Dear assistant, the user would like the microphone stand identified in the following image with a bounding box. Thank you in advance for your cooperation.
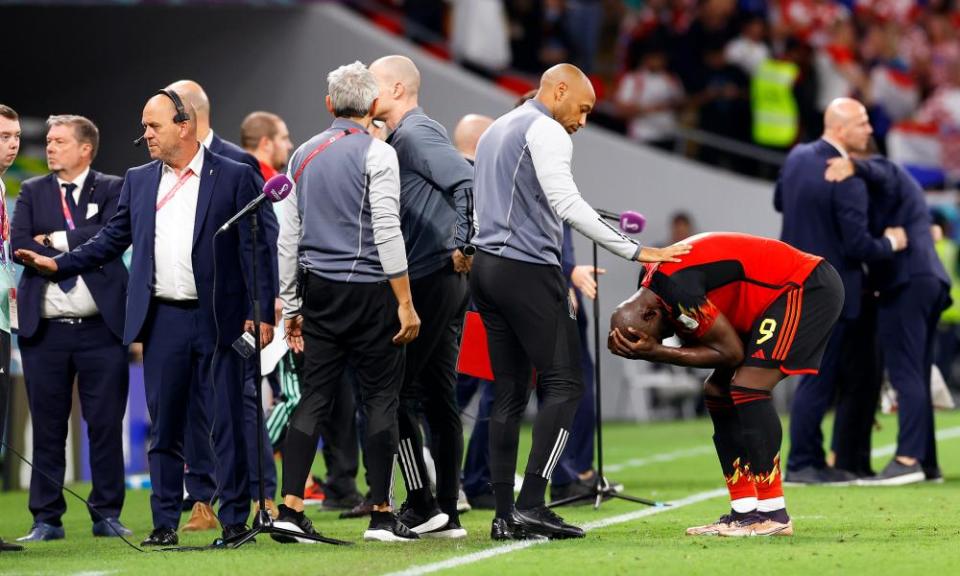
[226,209,350,548]
[548,240,666,510]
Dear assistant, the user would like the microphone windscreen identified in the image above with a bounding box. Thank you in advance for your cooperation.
[619,211,646,235]
[263,174,294,202]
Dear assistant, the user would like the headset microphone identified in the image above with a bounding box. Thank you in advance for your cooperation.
[133,135,145,147]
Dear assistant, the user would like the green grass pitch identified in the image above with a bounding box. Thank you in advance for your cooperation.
[2,411,959,575]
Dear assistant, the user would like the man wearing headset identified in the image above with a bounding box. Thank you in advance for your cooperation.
[16,89,276,548]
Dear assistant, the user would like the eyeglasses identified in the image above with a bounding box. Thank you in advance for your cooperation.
[0,133,21,144]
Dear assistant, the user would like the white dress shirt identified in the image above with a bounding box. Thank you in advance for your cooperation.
[153,145,203,300]
[42,167,99,318]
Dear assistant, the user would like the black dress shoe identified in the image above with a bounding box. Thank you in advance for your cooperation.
[220,524,253,545]
[512,506,585,539]
[141,527,178,547]
[491,517,536,541]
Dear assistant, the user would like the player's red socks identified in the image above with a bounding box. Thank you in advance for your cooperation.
[730,385,788,521]
[705,394,756,514]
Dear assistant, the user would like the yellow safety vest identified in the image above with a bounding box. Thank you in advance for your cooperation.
[935,238,960,324]
[752,59,799,148]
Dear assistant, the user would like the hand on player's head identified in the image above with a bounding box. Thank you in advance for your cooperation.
[638,243,691,263]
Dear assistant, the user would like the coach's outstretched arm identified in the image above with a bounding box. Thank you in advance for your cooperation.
[526,113,689,264]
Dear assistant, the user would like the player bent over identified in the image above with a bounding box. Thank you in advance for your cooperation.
[608,232,843,537]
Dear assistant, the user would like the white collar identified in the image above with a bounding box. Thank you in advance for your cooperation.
[164,145,204,177]
[201,130,214,148]
[56,166,91,190]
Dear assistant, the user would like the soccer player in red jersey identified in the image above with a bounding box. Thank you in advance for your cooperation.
[608,232,844,537]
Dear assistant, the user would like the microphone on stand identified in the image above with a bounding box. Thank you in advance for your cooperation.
[219,173,294,233]
[595,208,647,235]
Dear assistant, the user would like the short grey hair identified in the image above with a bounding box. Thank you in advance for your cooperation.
[47,114,100,160]
[327,61,379,118]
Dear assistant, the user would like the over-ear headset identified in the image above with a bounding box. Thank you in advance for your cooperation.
[157,89,191,124]
[134,88,191,146]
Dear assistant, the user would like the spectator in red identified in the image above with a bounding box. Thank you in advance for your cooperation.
[240,111,293,181]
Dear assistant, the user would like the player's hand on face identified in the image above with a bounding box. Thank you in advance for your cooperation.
[637,243,691,264]
[393,302,421,345]
[824,157,854,182]
[608,327,656,359]
[571,265,606,299]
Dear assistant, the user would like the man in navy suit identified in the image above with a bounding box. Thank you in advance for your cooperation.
[11,115,130,543]
[17,89,276,547]
[166,80,282,529]
[826,154,950,484]
[774,97,907,484]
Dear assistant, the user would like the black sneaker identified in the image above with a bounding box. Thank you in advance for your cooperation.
[859,459,925,486]
[512,506,585,539]
[363,512,419,542]
[420,517,468,539]
[272,505,325,544]
[397,503,449,535]
[141,527,178,547]
[784,466,856,486]
[490,517,544,541]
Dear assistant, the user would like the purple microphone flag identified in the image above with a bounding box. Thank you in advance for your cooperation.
[263,173,293,202]
[619,211,646,234]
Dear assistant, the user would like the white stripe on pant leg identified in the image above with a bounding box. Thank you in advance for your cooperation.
[403,438,423,490]
[541,429,568,480]
[546,430,570,479]
[399,438,419,491]
[389,453,397,504]
[406,438,425,490]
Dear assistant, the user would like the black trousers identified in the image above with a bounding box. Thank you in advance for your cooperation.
[397,266,468,511]
[470,252,583,488]
[0,331,10,486]
[19,317,128,525]
[282,273,403,505]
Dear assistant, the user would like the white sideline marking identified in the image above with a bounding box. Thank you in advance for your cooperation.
[604,446,715,473]
[381,489,728,576]
[383,424,960,576]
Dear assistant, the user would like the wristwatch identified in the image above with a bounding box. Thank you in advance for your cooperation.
[42,234,52,248]
[461,244,476,257]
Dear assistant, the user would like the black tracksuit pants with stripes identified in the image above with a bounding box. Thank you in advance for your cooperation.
[471,251,584,505]
[397,265,469,517]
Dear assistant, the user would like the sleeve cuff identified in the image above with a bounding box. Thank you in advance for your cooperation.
[51,231,69,252]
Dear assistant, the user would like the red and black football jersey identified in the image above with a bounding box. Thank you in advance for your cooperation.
[640,232,823,338]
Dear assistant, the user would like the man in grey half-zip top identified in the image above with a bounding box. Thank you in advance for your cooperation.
[471,63,690,541]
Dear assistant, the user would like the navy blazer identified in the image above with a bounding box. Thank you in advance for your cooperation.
[12,170,128,340]
[855,156,950,292]
[774,139,895,319]
[53,150,275,345]
[210,133,280,293]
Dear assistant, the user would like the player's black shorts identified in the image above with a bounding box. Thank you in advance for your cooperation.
[742,261,844,375]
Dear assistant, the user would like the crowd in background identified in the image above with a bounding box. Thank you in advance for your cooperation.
[384,0,960,182]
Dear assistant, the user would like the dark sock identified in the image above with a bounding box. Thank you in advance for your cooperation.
[763,509,790,523]
[493,482,515,519]
[370,510,393,527]
[277,504,300,520]
[706,394,756,511]
[515,473,548,510]
[731,386,784,507]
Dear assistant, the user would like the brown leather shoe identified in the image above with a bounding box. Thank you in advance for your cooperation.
[181,501,219,532]
[252,499,279,520]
